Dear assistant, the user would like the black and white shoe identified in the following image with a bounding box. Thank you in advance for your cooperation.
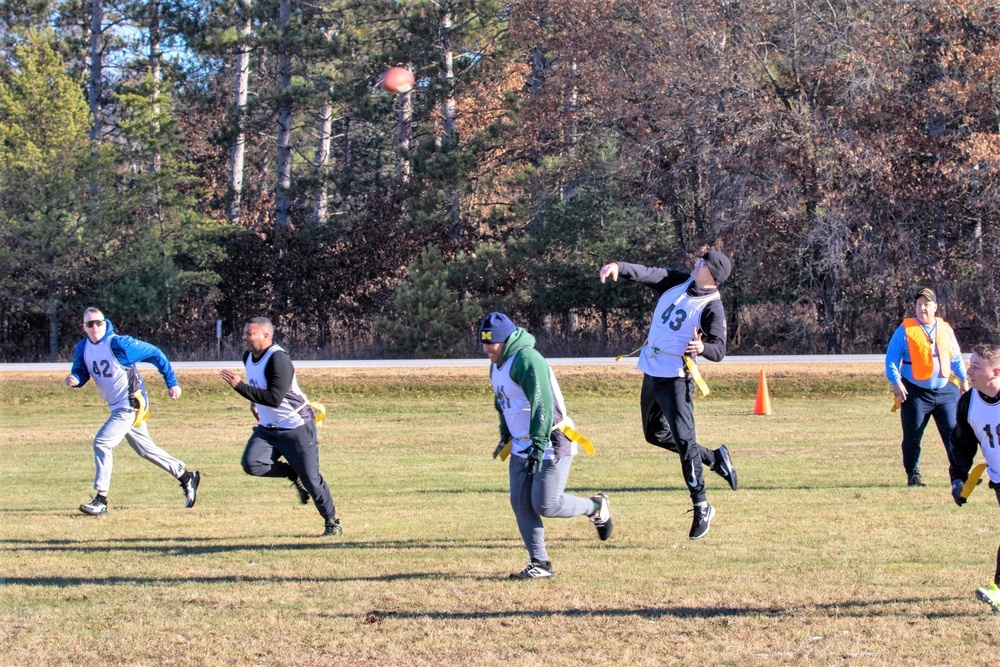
[688,503,715,540]
[509,561,554,580]
[908,471,926,487]
[323,518,343,536]
[713,445,738,491]
[181,471,200,508]
[590,493,614,541]
[292,477,310,504]
[80,495,108,516]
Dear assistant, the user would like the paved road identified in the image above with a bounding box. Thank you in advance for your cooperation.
[0,354,887,372]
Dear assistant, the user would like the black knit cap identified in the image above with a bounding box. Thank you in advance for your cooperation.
[701,250,731,285]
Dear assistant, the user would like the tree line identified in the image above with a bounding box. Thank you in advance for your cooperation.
[2,0,999,361]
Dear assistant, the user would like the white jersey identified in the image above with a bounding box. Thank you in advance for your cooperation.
[491,350,574,460]
[84,336,140,411]
[637,279,721,378]
[964,390,1000,484]
[244,345,310,429]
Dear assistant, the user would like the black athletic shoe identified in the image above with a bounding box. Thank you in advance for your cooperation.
[509,561,554,580]
[590,493,614,541]
[908,471,926,487]
[292,477,310,504]
[80,495,108,516]
[181,471,200,508]
[713,445,738,491]
[323,518,342,536]
[688,503,715,540]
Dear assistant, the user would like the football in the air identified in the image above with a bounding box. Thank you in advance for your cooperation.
[379,67,415,94]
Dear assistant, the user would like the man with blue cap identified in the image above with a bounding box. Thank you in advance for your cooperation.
[480,312,613,580]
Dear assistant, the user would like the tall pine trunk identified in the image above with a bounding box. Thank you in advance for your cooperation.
[275,0,293,234]
[441,9,460,239]
[228,0,252,225]
[314,101,333,223]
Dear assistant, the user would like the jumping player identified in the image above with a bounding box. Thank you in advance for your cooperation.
[480,312,613,579]
[66,307,200,515]
[599,252,738,540]
[949,343,1000,611]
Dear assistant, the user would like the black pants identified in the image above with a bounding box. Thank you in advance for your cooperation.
[241,418,337,520]
[898,378,960,475]
[640,374,717,504]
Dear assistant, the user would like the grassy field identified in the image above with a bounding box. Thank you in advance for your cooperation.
[2,363,999,666]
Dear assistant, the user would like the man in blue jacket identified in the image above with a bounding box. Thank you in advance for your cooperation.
[65,307,200,515]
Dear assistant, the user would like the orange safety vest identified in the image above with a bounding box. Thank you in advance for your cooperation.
[902,317,956,381]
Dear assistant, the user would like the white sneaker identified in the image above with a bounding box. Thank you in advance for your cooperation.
[79,495,108,516]
[590,493,613,541]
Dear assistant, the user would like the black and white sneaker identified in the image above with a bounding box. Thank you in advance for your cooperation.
[323,518,343,536]
[713,445,738,491]
[181,471,200,508]
[908,471,926,487]
[509,561,554,580]
[292,477,310,504]
[590,493,614,541]
[80,495,108,516]
[688,503,715,540]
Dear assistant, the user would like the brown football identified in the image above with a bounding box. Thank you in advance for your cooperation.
[379,67,415,94]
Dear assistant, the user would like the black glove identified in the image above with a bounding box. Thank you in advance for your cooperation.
[523,445,543,475]
[952,479,968,506]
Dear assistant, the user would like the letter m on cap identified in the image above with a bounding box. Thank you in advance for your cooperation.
[482,331,492,341]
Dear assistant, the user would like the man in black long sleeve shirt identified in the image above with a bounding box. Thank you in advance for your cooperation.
[599,251,738,540]
[220,317,341,536]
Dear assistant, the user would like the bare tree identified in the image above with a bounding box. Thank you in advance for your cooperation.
[227,0,253,225]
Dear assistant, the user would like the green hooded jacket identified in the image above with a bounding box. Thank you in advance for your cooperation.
[490,327,560,453]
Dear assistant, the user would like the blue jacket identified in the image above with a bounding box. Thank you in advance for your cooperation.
[884,320,967,390]
[68,320,179,390]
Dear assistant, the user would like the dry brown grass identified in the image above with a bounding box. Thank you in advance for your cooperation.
[2,364,998,666]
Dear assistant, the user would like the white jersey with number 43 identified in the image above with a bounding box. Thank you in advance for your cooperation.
[638,278,721,379]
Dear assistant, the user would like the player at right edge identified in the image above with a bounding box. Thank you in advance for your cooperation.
[948,343,1000,611]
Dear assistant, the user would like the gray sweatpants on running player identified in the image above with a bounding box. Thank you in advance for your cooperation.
[241,418,337,521]
[508,453,593,564]
[92,407,186,493]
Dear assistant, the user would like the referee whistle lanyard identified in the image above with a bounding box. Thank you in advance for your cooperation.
[494,417,596,462]
[615,342,711,397]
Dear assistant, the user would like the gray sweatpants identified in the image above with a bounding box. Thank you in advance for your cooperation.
[508,454,594,564]
[92,407,186,494]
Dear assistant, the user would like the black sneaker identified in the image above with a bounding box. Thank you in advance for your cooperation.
[590,493,614,541]
[688,503,715,540]
[292,477,310,504]
[181,471,200,508]
[712,445,738,491]
[80,495,108,516]
[908,472,926,487]
[323,518,342,536]
[509,561,554,580]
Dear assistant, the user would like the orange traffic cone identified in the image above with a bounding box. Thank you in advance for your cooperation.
[754,369,772,415]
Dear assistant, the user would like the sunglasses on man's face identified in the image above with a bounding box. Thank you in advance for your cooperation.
[84,320,105,328]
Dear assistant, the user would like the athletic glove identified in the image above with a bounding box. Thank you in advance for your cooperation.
[952,479,968,506]
[523,445,543,475]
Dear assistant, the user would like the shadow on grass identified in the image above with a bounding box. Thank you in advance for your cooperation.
[334,595,968,621]
[0,536,524,556]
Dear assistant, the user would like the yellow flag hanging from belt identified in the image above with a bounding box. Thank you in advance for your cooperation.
[683,355,710,397]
